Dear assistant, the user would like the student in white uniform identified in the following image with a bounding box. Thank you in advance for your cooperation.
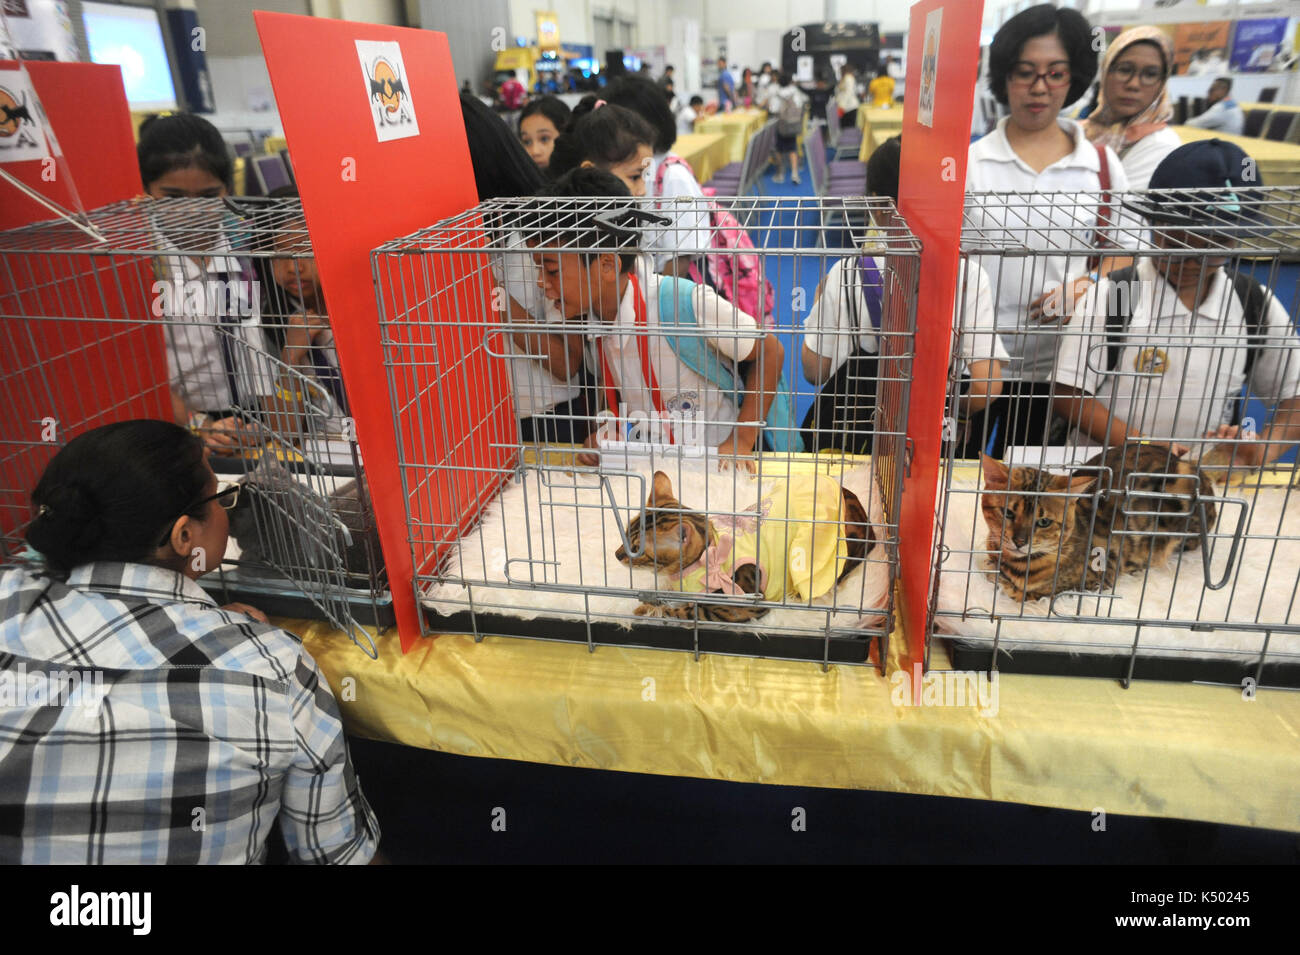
[801,137,1010,456]
[138,114,276,456]
[261,186,349,435]
[528,168,785,470]
[677,95,703,137]
[965,3,1141,456]
[462,92,593,443]
[1081,26,1181,191]
[604,75,713,279]
[1052,141,1300,468]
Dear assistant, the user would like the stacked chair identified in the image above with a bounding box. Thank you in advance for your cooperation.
[805,124,868,245]
[824,99,864,159]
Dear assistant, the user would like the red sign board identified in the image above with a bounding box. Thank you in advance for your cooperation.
[0,62,166,555]
[256,13,511,651]
[896,0,983,681]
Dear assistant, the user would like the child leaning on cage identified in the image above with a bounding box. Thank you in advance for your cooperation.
[461,91,595,445]
[139,113,278,456]
[255,185,349,436]
[801,136,1010,456]
[1050,141,1300,469]
[521,167,796,471]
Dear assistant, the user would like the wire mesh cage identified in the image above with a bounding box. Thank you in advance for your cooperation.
[0,196,387,655]
[374,195,920,666]
[932,185,1300,687]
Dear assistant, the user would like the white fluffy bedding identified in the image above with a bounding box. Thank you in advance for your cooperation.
[421,455,894,636]
[935,471,1300,661]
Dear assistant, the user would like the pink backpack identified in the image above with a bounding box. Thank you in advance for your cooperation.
[653,155,775,328]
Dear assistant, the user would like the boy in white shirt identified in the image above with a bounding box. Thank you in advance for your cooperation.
[525,168,787,469]
[1051,141,1300,469]
[802,136,1010,455]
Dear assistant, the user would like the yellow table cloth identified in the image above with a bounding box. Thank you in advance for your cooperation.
[857,105,904,162]
[695,108,767,164]
[275,610,1300,834]
[1172,125,1300,186]
[1242,102,1300,115]
[673,132,731,185]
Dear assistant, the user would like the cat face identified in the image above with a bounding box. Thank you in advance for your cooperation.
[615,471,713,571]
[980,455,1094,559]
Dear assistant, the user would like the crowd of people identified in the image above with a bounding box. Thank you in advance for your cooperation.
[2,2,1297,865]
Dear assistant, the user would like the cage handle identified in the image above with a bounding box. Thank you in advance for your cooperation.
[221,195,279,217]
[528,464,648,560]
[593,207,673,243]
[1197,494,1249,591]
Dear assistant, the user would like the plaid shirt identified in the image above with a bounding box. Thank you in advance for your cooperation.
[0,561,379,864]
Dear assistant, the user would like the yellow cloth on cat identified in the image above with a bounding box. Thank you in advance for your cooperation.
[671,476,847,602]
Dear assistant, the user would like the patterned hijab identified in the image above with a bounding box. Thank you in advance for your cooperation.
[1084,27,1174,155]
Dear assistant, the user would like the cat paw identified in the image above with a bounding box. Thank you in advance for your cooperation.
[634,602,667,617]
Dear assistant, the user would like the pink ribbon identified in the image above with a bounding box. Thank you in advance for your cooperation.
[673,531,766,596]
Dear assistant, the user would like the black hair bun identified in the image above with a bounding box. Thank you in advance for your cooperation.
[34,484,106,552]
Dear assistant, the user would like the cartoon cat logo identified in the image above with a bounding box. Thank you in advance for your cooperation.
[369,58,407,124]
[1134,347,1169,375]
[0,86,35,138]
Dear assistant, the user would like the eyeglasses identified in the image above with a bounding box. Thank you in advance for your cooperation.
[155,481,240,547]
[1008,63,1071,89]
[1108,62,1165,87]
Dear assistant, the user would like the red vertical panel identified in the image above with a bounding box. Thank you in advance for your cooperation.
[255,13,514,651]
[0,63,167,551]
[896,1,983,681]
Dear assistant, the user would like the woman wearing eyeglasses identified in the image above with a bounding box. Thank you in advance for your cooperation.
[964,4,1138,457]
[0,419,380,864]
[1082,27,1179,190]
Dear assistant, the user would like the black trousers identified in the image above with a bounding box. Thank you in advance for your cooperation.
[958,380,1070,460]
[517,372,596,445]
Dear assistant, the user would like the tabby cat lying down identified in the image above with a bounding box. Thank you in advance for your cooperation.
[980,444,1217,603]
[615,471,876,621]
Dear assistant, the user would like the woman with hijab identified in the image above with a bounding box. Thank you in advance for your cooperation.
[1082,26,1180,190]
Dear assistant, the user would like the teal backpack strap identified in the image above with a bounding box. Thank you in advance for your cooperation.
[657,276,735,390]
[656,277,803,453]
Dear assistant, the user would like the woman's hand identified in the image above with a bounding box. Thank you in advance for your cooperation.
[221,602,268,623]
[1028,275,1095,324]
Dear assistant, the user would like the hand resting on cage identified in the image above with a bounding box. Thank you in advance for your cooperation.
[614,470,876,621]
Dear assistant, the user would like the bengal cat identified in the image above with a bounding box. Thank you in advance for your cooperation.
[980,444,1217,602]
[615,471,875,621]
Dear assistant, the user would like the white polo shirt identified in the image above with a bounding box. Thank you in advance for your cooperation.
[490,231,585,418]
[1117,126,1181,191]
[592,258,760,447]
[966,117,1141,382]
[802,255,1008,377]
[647,152,712,272]
[1053,258,1300,441]
[156,240,274,413]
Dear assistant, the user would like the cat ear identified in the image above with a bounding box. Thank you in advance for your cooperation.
[981,454,1009,489]
[615,543,628,562]
[1067,473,1097,495]
[649,470,676,507]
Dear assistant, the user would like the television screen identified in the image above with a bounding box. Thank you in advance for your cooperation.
[82,1,178,110]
